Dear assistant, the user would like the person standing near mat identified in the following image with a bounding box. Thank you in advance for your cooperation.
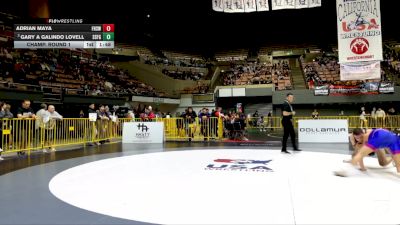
[281,93,301,154]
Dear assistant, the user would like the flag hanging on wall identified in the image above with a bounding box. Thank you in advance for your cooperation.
[244,0,257,12]
[256,0,269,11]
[271,0,296,10]
[213,0,321,12]
[309,0,322,8]
[295,0,309,9]
[212,0,225,12]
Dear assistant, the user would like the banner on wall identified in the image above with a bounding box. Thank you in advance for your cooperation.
[379,82,395,94]
[340,61,381,81]
[309,0,321,8]
[213,0,225,11]
[336,0,383,64]
[256,0,269,11]
[244,0,257,12]
[271,0,295,10]
[330,82,379,96]
[295,0,309,9]
[314,85,329,96]
[213,0,321,12]
[223,0,245,13]
[314,82,385,96]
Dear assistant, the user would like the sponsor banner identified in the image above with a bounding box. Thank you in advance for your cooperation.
[309,0,321,8]
[340,61,381,80]
[336,0,383,63]
[256,0,269,11]
[272,0,296,10]
[328,82,379,96]
[379,82,395,94]
[122,122,164,144]
[314,85,329,96]
[244,0,257,12]
[296,0,309,9]
[298,120,349,143]
[213,0,225,11]
[314,82,383,96]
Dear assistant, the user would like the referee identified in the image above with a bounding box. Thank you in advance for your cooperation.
[281,93,301,154]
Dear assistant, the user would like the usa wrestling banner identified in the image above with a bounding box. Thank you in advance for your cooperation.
[336,0,383,64]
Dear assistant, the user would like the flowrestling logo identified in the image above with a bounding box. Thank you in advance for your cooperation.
[205,159,273,172]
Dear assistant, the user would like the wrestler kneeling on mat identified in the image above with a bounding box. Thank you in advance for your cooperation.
[335,128,400,177]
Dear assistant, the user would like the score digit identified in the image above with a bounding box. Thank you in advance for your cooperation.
[102,32,114,41]
[102,24,114,32]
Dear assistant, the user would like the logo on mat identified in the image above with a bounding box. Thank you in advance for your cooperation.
[205,159,273,172]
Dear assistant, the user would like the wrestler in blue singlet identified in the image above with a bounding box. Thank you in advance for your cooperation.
[366,129,400,155]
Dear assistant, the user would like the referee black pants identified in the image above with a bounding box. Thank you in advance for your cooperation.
[282,119,297,151]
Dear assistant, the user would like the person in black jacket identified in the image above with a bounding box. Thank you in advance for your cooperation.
[281,93,301,154]
[183,107,197,141]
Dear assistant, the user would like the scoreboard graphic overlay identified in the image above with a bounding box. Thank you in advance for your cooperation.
[14,19,114,49]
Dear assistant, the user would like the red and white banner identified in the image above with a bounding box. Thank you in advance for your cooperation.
[340,61,381,81]
[336,0,383,64]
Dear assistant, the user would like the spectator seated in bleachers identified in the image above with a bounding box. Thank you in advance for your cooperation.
[181,81,210,94]
[162,68,204,81]
[383,45,400,84]
[142,54,209,81]
[0,46,163,98]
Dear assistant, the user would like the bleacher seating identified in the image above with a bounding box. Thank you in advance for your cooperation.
[220,60,292,90]
[0,46,163,97]
[384,45,400,84]
[139,50,209,81]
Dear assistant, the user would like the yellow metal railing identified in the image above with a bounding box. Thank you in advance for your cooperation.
[0,117,224,154]
[2,116,399,155]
